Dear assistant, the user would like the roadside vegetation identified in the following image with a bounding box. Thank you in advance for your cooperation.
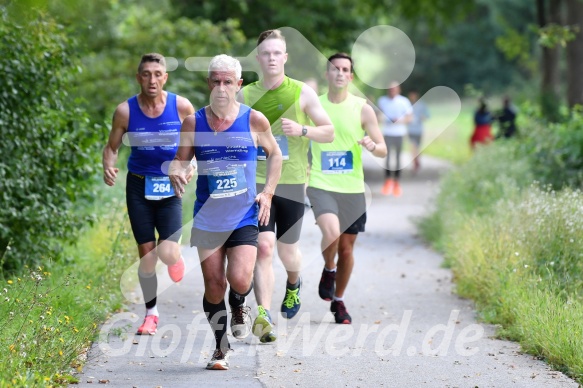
[0,190,136,386]
[419,108,583,383]
[3,0,583,385]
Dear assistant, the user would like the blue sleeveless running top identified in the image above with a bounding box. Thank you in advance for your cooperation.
[193,104,258,232]
[127,92,181,176]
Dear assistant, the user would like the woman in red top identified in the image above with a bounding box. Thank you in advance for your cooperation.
[470,99,493,148]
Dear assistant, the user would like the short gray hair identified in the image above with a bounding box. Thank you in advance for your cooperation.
[208,54,242,80]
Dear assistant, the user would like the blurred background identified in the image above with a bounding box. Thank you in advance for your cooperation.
[1,0,583,277]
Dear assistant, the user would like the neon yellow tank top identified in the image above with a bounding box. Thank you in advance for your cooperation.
[309,93,366,193]
[242,76,309,184]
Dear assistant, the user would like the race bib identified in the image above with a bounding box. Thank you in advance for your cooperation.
[208,167,248,198]
[321,151,353,174]
[257,135,289,160]
[145,176,175,200]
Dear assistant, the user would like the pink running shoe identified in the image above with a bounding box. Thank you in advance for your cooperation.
[168,256,185,283]
[136,315,158,335]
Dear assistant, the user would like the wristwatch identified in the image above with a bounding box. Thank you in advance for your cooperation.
[301,125,308,136]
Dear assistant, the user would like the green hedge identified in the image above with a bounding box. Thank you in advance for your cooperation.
[0,8,104,273]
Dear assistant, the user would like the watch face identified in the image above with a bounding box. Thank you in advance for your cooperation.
[302,126,307,136]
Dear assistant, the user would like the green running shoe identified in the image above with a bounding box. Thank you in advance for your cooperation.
[281,277,302,319]
[253,305,277,343]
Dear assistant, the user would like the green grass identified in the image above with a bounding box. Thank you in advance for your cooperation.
[0,183,135,386]
[419,138,583,383]
[420,99,474,164]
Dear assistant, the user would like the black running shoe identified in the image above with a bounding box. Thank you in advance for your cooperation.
[330,300,352,324]
[318,268,335,301]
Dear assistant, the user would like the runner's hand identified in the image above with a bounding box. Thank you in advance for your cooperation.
[185,162,196,183]
[255,191,274,226]
[169,159,188,198]
[103,167,119,186]
[281,118,301,137]
[358,136,377,152]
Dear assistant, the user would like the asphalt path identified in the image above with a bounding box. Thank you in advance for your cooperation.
[77,153,578,387]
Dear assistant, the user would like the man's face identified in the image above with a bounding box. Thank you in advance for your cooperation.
[326,58,353,91]
[388,82,400,98]
[408,91,419,103]
[207,70,242,107]
[256,38,288,77]
[136,61,168,97]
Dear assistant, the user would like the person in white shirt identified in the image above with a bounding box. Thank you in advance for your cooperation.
[407,89,430,173]
[376,81,412,196]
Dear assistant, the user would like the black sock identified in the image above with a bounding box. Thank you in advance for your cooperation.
[228,288,245,308]
[203,296,229,351]
[287,278,300,290]
[138,270,157,309]
[228,283,253,308]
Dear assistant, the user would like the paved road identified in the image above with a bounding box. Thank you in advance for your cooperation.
[77,154,578,387]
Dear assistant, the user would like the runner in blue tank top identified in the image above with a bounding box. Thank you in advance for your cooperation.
[169,54,282,370]
[102,53,195,336]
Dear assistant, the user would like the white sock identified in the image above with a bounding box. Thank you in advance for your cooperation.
[324,267,337,272]
[333,295,344,302]
[146,306,159,317]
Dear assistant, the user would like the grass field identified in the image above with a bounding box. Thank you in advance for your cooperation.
[421,100,475,164]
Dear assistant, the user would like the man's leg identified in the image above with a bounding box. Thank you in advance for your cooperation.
[329,233,357,325]
[226,240,257,340]
[277,240,302,286]
[315,213,341,301]
[198,246,231,370]
[136,241,160,335]
[330,192,366,325]
[155,196,185,282]
[382,135,394,195]
[127,173,162,335]
[392,136,404,196]
[273,184,306,319]
[252,231,277,342]
[334,233,357,298]
[254,231,276,311]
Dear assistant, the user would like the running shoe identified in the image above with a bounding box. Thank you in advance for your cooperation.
[230,304,252,339]
[281,278,301,319]
[381,178,394,196]
[392,181,402,197]
[206,348,232,370]
[136,315,158,335]
[253,305,277,343]
[168,256,185,283]
[330,300,352,324]
[318,268,335,301]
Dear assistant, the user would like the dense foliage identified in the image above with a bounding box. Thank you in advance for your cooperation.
[0,8,103,272]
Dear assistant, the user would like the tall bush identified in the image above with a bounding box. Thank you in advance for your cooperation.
[0,8,103,272]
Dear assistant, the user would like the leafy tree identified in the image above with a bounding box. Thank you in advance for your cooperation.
[50,0,247,119]
[0,7,103,272]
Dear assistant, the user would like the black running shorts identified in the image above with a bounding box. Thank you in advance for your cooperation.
[256,183,306,244]
[126,173,183,245]
[190,225,259,249]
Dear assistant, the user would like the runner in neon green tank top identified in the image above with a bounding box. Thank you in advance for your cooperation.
[307,53,386,324]
[239,29,334,342]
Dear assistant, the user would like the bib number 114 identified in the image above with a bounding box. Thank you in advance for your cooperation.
[328,157,347,168]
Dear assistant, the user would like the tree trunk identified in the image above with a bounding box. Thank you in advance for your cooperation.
[566,0,583,108]
[539,0,563,120]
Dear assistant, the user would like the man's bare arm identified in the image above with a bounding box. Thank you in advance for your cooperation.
[251,110,282,226]
[102,102,129,186]
[358,103,387,158]
[169,115,196,198]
